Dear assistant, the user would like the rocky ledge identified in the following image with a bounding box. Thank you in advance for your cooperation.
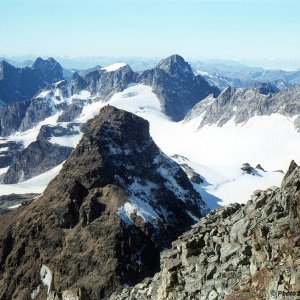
[111,160,300,300]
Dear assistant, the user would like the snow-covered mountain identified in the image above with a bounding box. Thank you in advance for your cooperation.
[185,85,300,130]
[0,55,300,208]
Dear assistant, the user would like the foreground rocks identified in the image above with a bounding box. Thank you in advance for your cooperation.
[0,106,208,300]
[111,161,300,300]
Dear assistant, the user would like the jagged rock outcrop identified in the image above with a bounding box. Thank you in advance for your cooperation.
[138,55,220,121]
[184,85,300,130]
[111,161,300,300]
[0,106,208,299]
[241,163,255,175]
[171,155,203,184]
[0,100,31,136]
[0,58,63,106]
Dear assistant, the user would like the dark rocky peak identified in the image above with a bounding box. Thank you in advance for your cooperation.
[0,106,208,299]
[0,57,64,106]
[254,81,279,95]
[31,57,63,83]
[138,55,220,121]
[0,59,15,70]
[32,57,60,69]
[72,71,82,80]
[0,60,18,80]
[282,160,299,184]
[156,54,194,80]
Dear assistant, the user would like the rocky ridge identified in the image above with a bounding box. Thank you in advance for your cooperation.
[0,58,63,106]
[184,85,300,130]
[0,106,208,300]
[111,160,300,300]
[0,54,218,138]
[1,126,74,183]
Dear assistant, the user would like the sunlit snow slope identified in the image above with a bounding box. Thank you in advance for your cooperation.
[1,83,299,207]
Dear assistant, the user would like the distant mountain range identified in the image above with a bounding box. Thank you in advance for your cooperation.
[2,56,300,95]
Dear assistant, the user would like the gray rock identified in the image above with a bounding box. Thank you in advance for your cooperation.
[138,55,220,121]
[184,85,300,131]
[111,161,300,300]
[0,58,63,106]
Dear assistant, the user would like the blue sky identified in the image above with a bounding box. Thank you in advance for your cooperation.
[0,0,299,64]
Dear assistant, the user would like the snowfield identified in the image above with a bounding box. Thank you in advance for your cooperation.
[0,163,64,196]
[101,63,127,72]
[1,83,299,207]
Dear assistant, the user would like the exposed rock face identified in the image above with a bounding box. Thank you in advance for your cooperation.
[138,55,220,121]
[0,100,31,136]
[0,58,63,106]
[57,102,84,122]
[31,57,63,85]
[0,106,208,299]
[1,124,76,183]
[184,85,300,130]
[111,161,300,300]
[241,163,255,175]
[171,155,203,184]
[38,63,137,103]
[0,140,23,168]
[254,81,279,95]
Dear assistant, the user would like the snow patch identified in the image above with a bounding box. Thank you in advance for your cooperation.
[50,134,83,148]
[36,90,51,98]
[40,265,53,294]
[101,63,127,72]
[10,111,63,147]
[8,203,22,210]
[0,162,64,196]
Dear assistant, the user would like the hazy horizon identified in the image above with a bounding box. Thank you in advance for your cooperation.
[1,0,299,70]
[1,54,300,71]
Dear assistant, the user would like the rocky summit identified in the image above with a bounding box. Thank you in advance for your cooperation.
[138,54,220,121]
[111,161,300,300]
[0,106,208,300]
[0,58,63,106]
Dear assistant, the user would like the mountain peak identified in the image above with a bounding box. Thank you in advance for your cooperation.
[32,57,61,69]
[156,54,194,79]
[0,105,208,299]
[31,56,63,84]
